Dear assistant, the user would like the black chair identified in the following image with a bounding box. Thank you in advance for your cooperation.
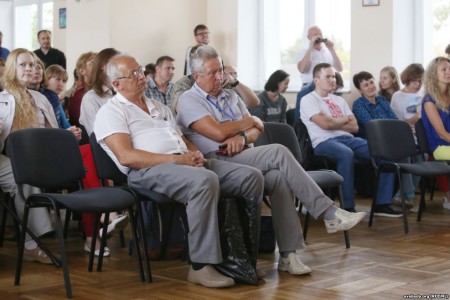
[254,122,350,248]
[365,119,450,233]
[286,108,296,127]
[293,119,375,199]
[7,128,144,298]
[0,191,18,247]
[89,133,190,282]
[415,118,444,219]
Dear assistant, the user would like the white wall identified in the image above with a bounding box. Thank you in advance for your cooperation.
[58,0,242,85]
[0,1,13,49]
[346,0,393,105]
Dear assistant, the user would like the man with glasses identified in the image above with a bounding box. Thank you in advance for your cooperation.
[94,54,265,288]
[184,24,210,75]
[300,63,398,216]
[177,46,366,277]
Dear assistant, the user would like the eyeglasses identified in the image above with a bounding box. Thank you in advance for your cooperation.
[116,66,145,80]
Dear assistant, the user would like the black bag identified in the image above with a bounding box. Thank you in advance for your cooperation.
[258,215,276,253]
[215,197,258,285]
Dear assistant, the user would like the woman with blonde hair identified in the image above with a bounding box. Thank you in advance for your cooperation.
[0,48,62,263]
[378,66,400,103]
[421,57,450,209]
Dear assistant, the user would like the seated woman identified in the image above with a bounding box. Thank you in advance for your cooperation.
[352,71,411,214]
[421,57,450,209]
[352,71,398,138]
[67,52,97,127]
[0,48,78,263]
[391,63,424,131]
[80,48,119,136]
[249,70,289,123]
[28,56,76,133]
[378,66,400,103]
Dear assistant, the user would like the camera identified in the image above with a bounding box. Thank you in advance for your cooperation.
[314,37,328,44]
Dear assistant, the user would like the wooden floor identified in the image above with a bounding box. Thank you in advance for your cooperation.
[1,196,450,300]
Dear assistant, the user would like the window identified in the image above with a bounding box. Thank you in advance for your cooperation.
[13,0,53,50]
[431,0,450,58]
[238,0,351,91]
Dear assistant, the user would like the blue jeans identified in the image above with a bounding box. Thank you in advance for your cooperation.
[314,135,394,209]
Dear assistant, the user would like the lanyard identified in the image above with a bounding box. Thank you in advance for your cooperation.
[193,84,237,121]
[206,96,237,121]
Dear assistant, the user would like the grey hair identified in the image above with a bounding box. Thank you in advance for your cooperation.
[105,54,133,83]
[190,45,220,73]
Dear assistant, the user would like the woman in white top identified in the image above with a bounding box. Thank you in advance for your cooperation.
[391,63,425,126]
[0,48,78,263]
[79,48,119,135]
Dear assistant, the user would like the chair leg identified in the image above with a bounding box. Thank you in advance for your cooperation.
[179,208,190,263]
[417,179,427,222]
[63,209,71,239]
[88,214,101,272]
[398,173,409,234]
[136,201,152,282]
[119,229,126,248]
[7,199,60,266]
[0,193,9,247]
[14,202,29,286]
[302,212,310,241]
[159,205,174,260]
[368,170,380,228]
[337,185,350,249]
[129,206,146,282]
[96,213,109,272]
[54,206,73,298]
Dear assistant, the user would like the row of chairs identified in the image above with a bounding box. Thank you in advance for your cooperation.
[289,107,450,234]
[5,128,188,298]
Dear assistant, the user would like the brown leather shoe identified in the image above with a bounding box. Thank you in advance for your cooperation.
[187,265,235,288]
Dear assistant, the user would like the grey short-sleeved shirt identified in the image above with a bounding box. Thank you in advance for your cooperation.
[177,83,249,154]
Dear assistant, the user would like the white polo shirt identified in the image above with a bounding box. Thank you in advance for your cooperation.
[94,93,187,174]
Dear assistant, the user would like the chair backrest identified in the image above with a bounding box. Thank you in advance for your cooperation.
[89,133,128,185]
[365,119,417,161]
[285,108,296,127]
[415,118,431,155]
[6,128,86,190]
[254,122,303,165]
[293,119,315,168]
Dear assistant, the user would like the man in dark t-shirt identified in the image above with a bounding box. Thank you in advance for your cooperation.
[34,30,66,69]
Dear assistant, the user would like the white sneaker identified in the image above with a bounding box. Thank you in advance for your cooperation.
[324,208,366,233]
[278,253,311,275]
[443,198,450,210]
[99,214,129,238]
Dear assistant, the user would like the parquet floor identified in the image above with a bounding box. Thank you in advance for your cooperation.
[1,196,450,299]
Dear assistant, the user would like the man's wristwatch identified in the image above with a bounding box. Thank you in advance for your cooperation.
[230,79,240,88]
[236,131,247,144]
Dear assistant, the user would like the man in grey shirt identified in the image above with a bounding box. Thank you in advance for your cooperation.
[177,45,366,276]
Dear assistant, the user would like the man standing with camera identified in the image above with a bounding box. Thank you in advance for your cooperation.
[297,25,343,86]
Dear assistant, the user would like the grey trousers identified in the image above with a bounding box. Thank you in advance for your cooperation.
[0,154,53,242]
[128,159,264,264]
[211,144,334,252]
